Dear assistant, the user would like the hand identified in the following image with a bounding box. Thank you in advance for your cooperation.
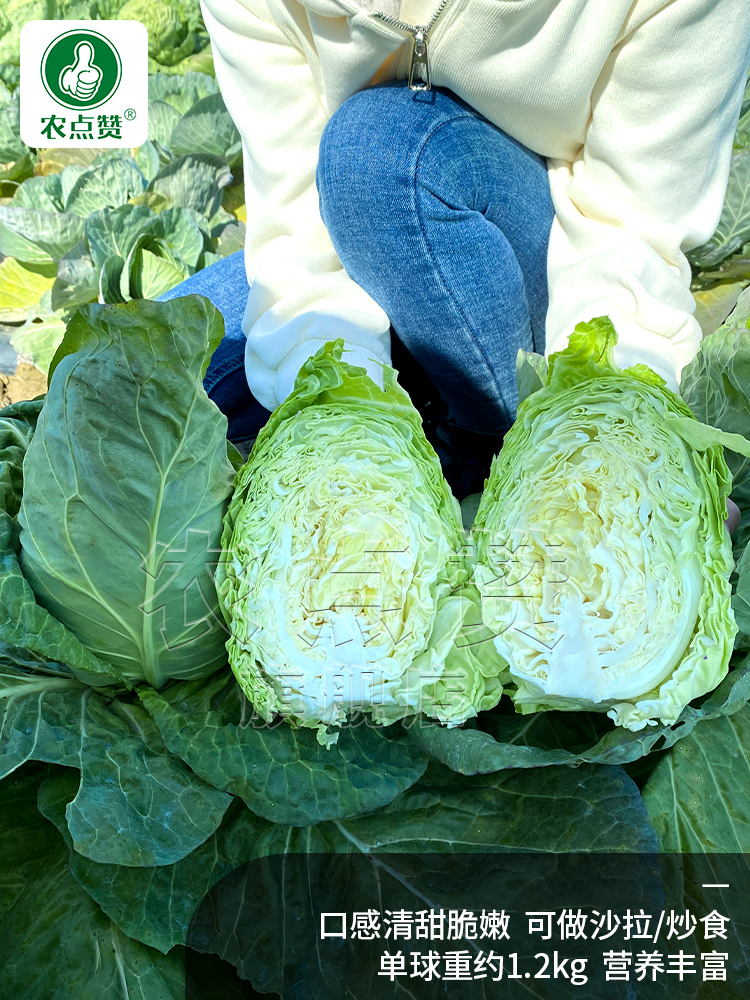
[60,42,102,101]
[726,497,741,535]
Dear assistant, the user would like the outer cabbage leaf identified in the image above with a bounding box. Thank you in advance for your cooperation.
[0,256,55,322]
[405,649,750,773]
[0,664,231,867]
[8,307,67,375]
[216,340,505,743]
[0,92,28,166]
[688,151,750,268]
[169,92,242,166]
[186,766,657,1000]
[473,316,744,732]
[692,282,744,337]
[736,544,750,648]
[680,286,750,564]
[63,156,147,218]
[35,760,654,970]
[0,204,84,264]
[138,670,429,826]
[146,153,231,219]
[17,296,237,688]
[147,70,217,113]
[37,769,262,955]
[50,240,99,314]
[0,400,121,687]
[0,767,185,999]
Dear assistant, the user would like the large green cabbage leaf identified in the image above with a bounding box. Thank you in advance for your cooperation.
[216,341,506,744]
[0,768,186,1000]
[17,296,237,687]
[680,285,750,564]
[473,316,750,732]
[0,399,128,687]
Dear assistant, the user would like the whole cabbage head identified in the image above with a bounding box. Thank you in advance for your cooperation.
[473,317,750,732]
[117,0,200,67]
[18,296,237,688]
[216,341,506,744]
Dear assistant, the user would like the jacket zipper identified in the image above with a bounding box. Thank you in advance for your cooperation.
[370,0,451,91]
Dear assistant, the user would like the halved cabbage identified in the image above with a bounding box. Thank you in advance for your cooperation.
[473,317,750,731]
[216,341,505,743]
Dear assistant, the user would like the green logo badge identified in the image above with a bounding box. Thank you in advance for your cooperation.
[41,29,121,111]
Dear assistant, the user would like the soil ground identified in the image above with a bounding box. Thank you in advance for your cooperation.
[0,364,47,407]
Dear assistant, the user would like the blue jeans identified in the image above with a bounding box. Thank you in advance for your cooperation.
[160,81,555,438]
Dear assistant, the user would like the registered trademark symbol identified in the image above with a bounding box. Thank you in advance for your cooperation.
[124,108,136,120]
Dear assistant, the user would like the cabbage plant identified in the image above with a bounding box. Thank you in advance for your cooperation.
[473,317,750,732]
[17,296,237,687]
[216,341,506,743]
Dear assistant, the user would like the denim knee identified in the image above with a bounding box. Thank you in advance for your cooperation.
[317,85,476,238]
[316,81,549,256]
[318,86,404,241]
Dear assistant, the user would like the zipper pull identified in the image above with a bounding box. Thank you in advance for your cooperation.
[408,28,430,91]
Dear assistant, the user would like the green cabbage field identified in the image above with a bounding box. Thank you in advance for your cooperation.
[0,0,245,382]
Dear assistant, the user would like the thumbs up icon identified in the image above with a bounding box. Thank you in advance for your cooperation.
[59,41,102,101]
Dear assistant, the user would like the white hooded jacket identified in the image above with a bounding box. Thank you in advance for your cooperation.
[200,0,750,410]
